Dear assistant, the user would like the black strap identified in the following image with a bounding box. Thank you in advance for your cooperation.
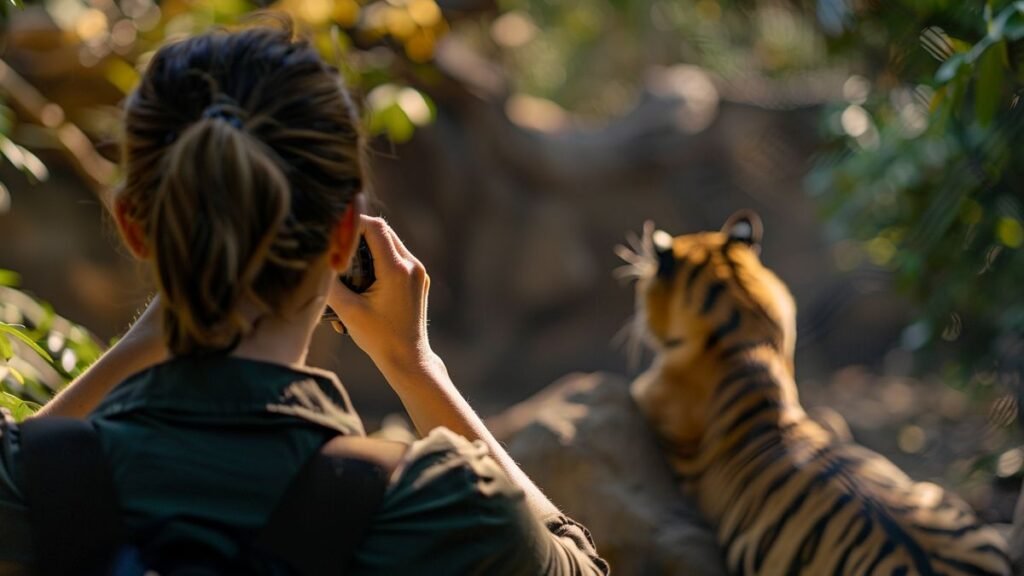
[19,417,126,576]
[255,435,392,576]
[19,420,391,576]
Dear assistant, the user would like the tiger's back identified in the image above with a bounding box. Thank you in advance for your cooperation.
[623,211,1012,575]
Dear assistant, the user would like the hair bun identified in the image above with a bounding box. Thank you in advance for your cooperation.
[201,97,248,129]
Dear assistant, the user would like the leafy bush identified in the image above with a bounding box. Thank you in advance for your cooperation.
[0,270,103,420]
[810,1,1024,381]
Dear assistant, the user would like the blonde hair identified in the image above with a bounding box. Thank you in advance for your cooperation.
[118,23,364,355]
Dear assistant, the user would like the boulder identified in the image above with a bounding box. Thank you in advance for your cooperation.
[492,372,727,576]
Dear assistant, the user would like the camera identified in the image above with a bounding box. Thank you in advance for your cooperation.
[322,236,375,322]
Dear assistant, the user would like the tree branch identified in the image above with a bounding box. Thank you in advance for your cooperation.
[0,58,116,208]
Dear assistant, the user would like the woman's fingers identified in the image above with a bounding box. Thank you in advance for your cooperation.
[383,223,415,261]
[380,221,427,290]
[360,216,404,269]
[363,216,426,290]
[325,215,433,372]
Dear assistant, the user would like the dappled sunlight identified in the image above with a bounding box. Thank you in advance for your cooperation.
[0,0,1022,573]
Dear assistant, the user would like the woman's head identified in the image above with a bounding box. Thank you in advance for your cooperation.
[116,22,365,355]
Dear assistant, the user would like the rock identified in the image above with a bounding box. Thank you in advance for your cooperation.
[493,372,727,576]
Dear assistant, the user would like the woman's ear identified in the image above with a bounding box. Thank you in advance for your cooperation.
[329,195,365,272]
[114,198,150,259]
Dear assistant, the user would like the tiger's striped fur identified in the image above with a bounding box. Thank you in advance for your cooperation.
[625,211,1012,575]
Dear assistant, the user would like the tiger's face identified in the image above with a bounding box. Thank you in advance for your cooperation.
[624,211,799,446]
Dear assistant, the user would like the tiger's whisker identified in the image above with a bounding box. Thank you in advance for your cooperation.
[614,244,645,265]
[625,230,644,255]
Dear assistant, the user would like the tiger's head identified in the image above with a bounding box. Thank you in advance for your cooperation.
[622,211,799,447]
[635,210,796,368]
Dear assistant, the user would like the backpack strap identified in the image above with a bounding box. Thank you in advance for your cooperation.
[254,435,402,576]
[19,418,399,576]
[18,417,126,576]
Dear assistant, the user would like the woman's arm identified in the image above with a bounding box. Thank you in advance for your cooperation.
[33,299,167,419]
[328,217,560,518]
[378,352,560,518]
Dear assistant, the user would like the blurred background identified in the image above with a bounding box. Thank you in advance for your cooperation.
[0,0,1021,531]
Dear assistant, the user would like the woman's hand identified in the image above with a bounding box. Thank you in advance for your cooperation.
[327,217,570,522]
[327,216,434,375]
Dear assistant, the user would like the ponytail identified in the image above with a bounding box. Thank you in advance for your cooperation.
[151,109,290,355]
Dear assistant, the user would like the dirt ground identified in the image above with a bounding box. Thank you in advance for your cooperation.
[799,365,1022,524]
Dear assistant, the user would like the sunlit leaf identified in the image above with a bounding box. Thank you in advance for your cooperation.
[6,365,23,386]
[996,217,1024,248]
[0,269,19,287]
[0,391,19,412]
[105,58,141,95]
[0,391,38,422]
[0,334,11,362]
[12,400,39,421]
[0,324,53,363]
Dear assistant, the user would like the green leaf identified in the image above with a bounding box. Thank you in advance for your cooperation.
[966,35,996,65]
[0,391,38,422]
[974,41,1006,126]
[1004,9,1024,40]
[0,269,19,287]
[988,3,1010,39]
[936,53,967,83]
[0,391,18,411]
[0,334,11,362]
[0,324,52,362]
[12,400,39,421]
[6,365,23,385]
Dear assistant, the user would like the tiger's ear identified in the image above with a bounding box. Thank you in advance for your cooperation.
[651,227,676,279]
[722,210,763,254]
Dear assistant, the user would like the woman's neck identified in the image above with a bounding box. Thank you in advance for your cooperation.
[228,263,333,368]
[229,310,318,367]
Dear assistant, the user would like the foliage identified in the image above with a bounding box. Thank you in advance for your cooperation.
[0,0,441,151]
[0,270,103,421]
[809,0,1024,381]
[476,0,834,120]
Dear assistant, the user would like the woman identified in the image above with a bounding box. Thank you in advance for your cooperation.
[0,22,608,574]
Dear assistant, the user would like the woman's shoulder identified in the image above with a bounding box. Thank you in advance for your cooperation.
[355,428,609,575]
[321,434,408,477]
[324,427,499,493]
[386,427,524,504]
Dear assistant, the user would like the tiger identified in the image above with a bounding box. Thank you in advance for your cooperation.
[619,210,1013,575]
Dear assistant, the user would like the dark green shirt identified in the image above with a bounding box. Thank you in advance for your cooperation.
[0,356,608,575]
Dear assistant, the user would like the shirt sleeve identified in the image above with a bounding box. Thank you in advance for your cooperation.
[350,427,609,576]
[0,410,32,565]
